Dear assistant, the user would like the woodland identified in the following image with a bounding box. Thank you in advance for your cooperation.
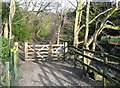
[0,0,120,87]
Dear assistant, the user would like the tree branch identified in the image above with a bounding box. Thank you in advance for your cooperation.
[87,7,119,46]
[67,0,76,8]
[78,8,112,32]
[104,24,120,30]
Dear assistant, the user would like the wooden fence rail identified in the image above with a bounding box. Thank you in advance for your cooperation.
[66,45,120,87]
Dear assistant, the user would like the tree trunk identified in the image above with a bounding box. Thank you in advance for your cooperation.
[83,0,90,71]
[4,22,9,38]
[73,0,83,68]
[84,0,90,50]
[57,14,65,44]
[57,25,61,44]
[73,0,83,48]
[9,0,16,39]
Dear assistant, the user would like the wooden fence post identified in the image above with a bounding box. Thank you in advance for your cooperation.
[13,42,18,80]
[63,42,68,61]
[5,62,10,87]
[74,54,78,68]
[24,42,28,61]
[10,48,13,65]
[103,56,108,88]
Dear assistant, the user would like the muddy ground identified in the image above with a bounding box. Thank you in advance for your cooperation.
[18,59,112,87]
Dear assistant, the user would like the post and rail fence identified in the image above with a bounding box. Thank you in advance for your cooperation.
[0,42,19,87]
[1,41,119,87]
[65,44,120,87]
[1,41,68,86]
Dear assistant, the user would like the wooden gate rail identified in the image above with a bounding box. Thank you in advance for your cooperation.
[24,42,68,61]
[18,42,25,60]
[66,45,120,87]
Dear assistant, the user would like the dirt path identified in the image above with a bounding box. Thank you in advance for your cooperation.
[18,60,104,87]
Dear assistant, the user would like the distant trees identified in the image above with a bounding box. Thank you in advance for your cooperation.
[11,2,33,41]
[62,10,75,43]
[1,0,119,45]
[1,0,61,42]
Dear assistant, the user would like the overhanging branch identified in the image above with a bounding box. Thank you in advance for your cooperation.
[104,25,120,30]
[87,7,119,46]
[78,8,112,32]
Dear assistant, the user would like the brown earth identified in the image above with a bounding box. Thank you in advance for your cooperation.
[18,59,113,87]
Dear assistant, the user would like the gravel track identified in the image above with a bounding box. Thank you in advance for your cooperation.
[18,60,110,87]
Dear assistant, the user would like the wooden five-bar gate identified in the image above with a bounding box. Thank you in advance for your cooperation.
[19,42,68,61]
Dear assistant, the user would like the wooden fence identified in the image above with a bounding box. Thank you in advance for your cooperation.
[66,45,120,87]
[24,42,68,61]
[0,42,19,86]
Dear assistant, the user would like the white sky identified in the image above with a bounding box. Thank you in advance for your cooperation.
[3,0,120,11]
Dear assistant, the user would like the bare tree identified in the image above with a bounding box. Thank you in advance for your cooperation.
[74,0,120,49]
[3,21,9,38]
[83,0,91,69]
[9,0,16,39]
[73,0,120,70]
[73,0,83,48]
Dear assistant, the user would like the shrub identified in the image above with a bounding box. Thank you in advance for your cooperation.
[0,36,11,64]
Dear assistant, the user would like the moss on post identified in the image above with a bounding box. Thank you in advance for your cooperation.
[13,42,18,80]
[5,62,10,87]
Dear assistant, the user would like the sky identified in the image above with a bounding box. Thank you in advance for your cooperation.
[3,0,120,11]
